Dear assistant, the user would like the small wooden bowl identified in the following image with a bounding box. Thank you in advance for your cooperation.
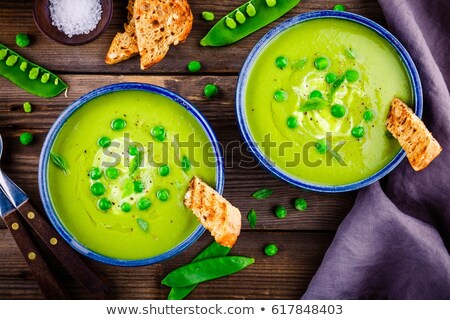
[33,0,113,46]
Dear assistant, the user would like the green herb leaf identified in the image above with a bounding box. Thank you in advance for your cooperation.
[247,209,257,229]
[136,217,149,233]
[50,152,69,175]
[122,178,133,198]
[252,188,273,200]
[328,75,346,101]
[129,151,142,178]
[299,97,328,112]
[291,57,307,70]
[345,48,356,59]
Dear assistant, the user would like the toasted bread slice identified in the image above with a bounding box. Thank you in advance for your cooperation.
[184,177,241,248]
[134,0,193,70]
[105,0,139,65]
[387,98,442,171]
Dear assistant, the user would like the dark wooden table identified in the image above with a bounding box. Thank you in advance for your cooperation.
[0,0,385,299]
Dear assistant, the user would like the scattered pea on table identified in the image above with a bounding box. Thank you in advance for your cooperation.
[204,83,218,98]
[16,33,30,47]
[23,101,32,113]
[294,198,307,211]
[19,132,33,145]
[264,244,278,256]
[201,11,215,21]
[187,60,201,72]
[274,205,287,218]
[333,4,346,11]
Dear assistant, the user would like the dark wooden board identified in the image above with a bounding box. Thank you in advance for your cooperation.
[0,0,385,299]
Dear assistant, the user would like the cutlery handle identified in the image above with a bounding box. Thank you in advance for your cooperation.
[16,200,109,299]
[3,210,69,299]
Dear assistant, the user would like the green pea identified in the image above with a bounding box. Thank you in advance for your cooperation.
[29,67,39,80]
[309,90,322,99]
[16,33,30,47]
[266,0,277,7]
[133,180,144,193]
[41,73,50,84]
[128,145,139,156]
[225,17,237,29]
[97,136,111,148]
[111,118,126,131]
[275,56,288,69]
[6,55,18,66]
[98,198,112,211]
[54,78,59,85]
[351,126,365,138]
[90,182,106,196]
[315,139,327,154]
[294,198,307,211]
[345,69,359,82]
[201,11,215,21]
[235,10,246,24]
[333,4,346,11]
[325,72,337,84]
[137,197,151,210]
[331,104,346,118]
[363,109,374,121]
[264,244,278,256]
[246,3,256,17]
[151,125,166,141]
[121,202,131,213]
[314,57,329,70]
[274,205,287,218]
[0,49,7,60]
[159,164,170,176]
[20,61,28,72]
[273,89,288,102]
[89,167,102,180]
[19,132,33,145]
[105,167,119,180]
[156,189,170,201]
[286,116,297,129]
[204,83,218,98]
[23,101,32,113]
[181,155,191,172]
[187,60,201,72]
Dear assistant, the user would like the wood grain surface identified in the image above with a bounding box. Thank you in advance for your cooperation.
[0,0,385,299]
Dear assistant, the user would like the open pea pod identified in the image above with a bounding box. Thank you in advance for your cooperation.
[0,44,68,98]
[200,0,301,46]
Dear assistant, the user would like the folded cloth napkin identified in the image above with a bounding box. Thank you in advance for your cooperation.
[302,0,450,299]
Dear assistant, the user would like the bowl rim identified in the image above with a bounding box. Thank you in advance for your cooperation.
[235,10,423,193]
[38,82,225,266]
[33,0,113,46]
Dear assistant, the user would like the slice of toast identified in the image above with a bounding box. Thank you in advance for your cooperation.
[105,0,139,65]
[184,177,241,248]
[134,0,193,70]
[386,97,442,171]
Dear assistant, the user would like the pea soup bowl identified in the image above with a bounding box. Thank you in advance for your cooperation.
[236,10,422,192]
[39,83,224,266]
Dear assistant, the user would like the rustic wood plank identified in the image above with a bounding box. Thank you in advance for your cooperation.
[0,228,334,299]
[0,75,356,231]
[0,0,386,74]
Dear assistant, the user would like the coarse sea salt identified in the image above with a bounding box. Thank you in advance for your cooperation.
[49,0,103,38]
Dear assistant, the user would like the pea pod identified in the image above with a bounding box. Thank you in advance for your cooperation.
[168,242,231,300]
[162,256,255,287]
[200,0,301,46]
[0,44,68,98]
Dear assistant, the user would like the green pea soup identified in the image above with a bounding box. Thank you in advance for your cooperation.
[244,18,413,185]
[47,90,216,260]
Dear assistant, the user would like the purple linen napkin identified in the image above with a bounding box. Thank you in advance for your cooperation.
[302,0,450,299]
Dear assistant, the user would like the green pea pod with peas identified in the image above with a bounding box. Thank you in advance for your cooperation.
[0,43,68,98]
[167,242,231,300]
[162,256,255,287]
[200,0,301,46]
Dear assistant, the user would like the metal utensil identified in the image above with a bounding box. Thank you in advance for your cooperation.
[0,134,108,299]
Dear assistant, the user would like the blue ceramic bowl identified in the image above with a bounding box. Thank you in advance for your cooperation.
[38,83,224,266]
[236,11,423,193]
